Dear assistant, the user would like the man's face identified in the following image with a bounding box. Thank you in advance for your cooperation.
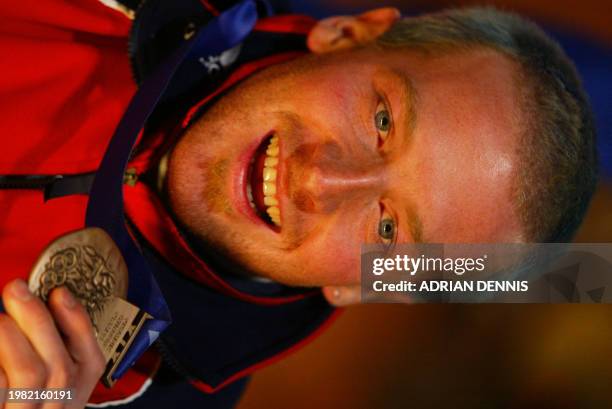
[167,45,525,287]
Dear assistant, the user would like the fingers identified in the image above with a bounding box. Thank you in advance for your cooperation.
[0,305,48,389]
[0,314,45,409]
[2,281,76,390]
[0,366,6,388]
[47,288,106,378]
[47,287,106,405]
[0,367,6,403]
[0,280,106,409]
[2,280,72,409]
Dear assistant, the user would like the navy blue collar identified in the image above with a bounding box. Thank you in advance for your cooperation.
[85,0,260,380]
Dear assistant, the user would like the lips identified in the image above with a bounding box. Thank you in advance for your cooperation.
[246,134,281,229]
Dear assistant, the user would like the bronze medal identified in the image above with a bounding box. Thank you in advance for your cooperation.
[28,227,150,387]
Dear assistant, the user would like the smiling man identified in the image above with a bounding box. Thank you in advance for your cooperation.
[0,1,597,408]
[168,6,597,302]
[170,41,524,286]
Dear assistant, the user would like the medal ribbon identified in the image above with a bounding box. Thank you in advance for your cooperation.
[85,0,259,380]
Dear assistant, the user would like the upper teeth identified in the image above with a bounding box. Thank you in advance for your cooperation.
[263,135,281,226]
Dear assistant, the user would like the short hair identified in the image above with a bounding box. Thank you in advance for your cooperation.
[376,7,598,242]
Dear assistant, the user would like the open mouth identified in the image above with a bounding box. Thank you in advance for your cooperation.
[246,134,281,228]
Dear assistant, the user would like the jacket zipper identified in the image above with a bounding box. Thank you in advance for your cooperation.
[0,171,140,188]
[155,336,198,381]
[0,170,139,200]
[0,174,64,190]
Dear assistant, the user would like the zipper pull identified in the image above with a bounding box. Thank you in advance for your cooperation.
[123,168,139,186]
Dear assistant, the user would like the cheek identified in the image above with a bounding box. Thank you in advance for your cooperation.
[295,220,364,285]
[288,66,370,117]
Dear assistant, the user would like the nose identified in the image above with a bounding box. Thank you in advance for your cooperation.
[294,160,384,213]
[287,140,386,213]
[306,166,380,197]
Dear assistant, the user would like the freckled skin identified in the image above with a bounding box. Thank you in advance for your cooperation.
[167,46,525,287]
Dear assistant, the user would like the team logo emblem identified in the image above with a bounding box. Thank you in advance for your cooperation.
[199,44,242,74]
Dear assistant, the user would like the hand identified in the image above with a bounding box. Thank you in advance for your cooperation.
[0,279,105,409]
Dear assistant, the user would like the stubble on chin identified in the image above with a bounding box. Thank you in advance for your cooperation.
[167,143,232,242]
[199,157,232,215]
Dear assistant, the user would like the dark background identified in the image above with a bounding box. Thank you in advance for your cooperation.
[238,1,612,407]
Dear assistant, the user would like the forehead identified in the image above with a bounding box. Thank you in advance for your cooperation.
[381,47,526,242]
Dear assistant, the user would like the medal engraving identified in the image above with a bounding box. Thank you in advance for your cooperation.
[28,228,150,387]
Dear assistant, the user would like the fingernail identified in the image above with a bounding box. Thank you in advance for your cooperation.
[61,288,77,309]
[10,279,33,301]
[332,288,341,298]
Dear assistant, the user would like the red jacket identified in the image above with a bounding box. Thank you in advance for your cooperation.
[0,0,339,405]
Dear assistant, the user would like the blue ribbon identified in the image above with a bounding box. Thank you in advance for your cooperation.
[84,0,258,380]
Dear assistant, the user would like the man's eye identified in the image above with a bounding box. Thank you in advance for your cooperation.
[378,218,395,242]
[374,102,392,144]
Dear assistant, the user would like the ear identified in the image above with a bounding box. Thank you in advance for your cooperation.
[322,284,361,306]
[307,7,401,54]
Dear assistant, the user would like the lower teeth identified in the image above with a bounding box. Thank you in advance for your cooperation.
[246,183,255,210]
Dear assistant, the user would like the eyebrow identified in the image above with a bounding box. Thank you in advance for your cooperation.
[404,202,424,243]
[393,68,418,144]
[393,70,422,243]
